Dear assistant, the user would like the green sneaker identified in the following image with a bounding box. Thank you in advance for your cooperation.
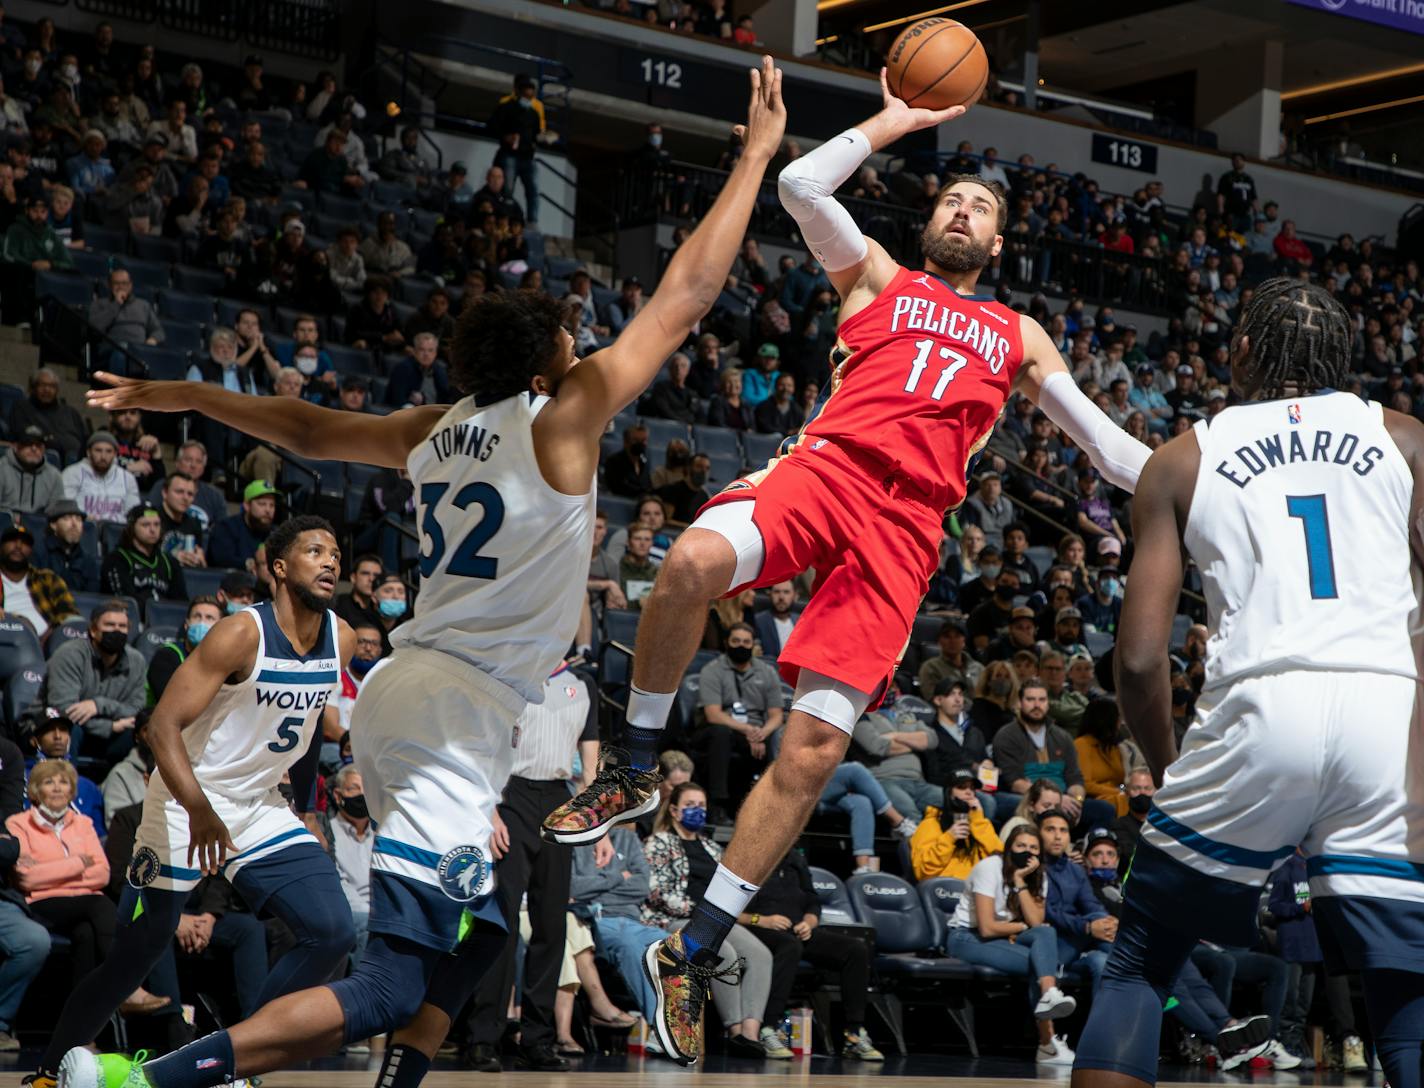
[57,1048,153,1088]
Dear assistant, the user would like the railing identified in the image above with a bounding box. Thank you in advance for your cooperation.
[33,289,147,383]
[67,0,341,59]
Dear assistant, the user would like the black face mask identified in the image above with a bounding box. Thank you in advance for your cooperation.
[1171,687,1192,707]
[338,793,369,820]
[629,442,647,458]
[97,629,127,655]
[726,645,753,665]
[1128,793,1153,815]
[276,782,295,805]
[1008,849,1035,869]
[994,584,1016,601]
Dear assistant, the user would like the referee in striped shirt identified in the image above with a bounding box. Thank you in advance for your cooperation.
[462,661,600,1071]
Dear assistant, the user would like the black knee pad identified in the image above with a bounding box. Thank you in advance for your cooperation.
[329,934,441,1042]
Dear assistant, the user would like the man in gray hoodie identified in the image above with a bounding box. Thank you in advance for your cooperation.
[60,430,138,524]
[569,826,667,1023]
[0,424,62,513]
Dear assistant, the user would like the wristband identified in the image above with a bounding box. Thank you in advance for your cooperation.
[750,913,760,926]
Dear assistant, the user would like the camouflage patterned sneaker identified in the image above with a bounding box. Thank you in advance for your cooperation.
[643,931,744,1067]
[542,756,661,845]
[57,1048,152,1088]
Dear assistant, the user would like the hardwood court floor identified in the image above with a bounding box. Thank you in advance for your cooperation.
[0,1053,1380,1087]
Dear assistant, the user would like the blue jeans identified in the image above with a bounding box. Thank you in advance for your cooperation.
[494,150,539,226]
[206,910,271,1019]
[592,914,668,1022]
[0,900,49,1031]
[817,762,892,856]
[948,923,1059,1005]
[1058,933,1111,994]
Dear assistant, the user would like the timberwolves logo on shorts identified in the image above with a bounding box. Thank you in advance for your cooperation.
[128,846,161,889]
[437,845,490,902]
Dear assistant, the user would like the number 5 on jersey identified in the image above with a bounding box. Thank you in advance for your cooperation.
[419,481,505,580]
[904,338,968,400]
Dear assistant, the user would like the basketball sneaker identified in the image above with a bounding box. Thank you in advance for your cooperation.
[56,1048,152,1088]
[643,931,744,1066]
[21,1073,57,1088]
[1216,1014,1272,1067]
[542,752,661,845]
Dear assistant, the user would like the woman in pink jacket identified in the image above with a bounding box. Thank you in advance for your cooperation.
[7,761,116,990]
[7,761,170,1010]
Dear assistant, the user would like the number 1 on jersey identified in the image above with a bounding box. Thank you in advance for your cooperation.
[1286,493,1338,600]
[904,338,968,400]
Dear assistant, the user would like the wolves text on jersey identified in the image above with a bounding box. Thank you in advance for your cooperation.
[255,687,332,712]
[1213,427,1385,490]
[888,294,1012,373]
[428,422,502,465]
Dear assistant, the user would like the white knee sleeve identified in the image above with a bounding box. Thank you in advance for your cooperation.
[688,501,765,593]
[791,669,874,736]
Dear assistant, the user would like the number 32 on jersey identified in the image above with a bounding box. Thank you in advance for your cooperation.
[904,338,968,400]
[418,481,505,580]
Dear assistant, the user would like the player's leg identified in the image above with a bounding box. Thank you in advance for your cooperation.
[228,841,356,1006]
[1300,672,1424,1088]
[1074,673,1324,1087]
[45,886,186,1082]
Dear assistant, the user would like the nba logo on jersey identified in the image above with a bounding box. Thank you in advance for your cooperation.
[1288,403,1303,424]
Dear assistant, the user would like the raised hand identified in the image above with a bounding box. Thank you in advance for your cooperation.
[731,55,786,163]
[878,67,967,134]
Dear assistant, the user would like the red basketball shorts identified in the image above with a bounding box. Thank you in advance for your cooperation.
[698,438,943,695]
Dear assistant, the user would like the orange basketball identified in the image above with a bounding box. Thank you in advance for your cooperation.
[885,18,988,112]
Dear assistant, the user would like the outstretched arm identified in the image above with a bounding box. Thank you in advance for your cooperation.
[778,69,963,302]
[550,57,786,433]
[87,375,446,469]
[1115,434,1198,783]
[1017,316,1151,492]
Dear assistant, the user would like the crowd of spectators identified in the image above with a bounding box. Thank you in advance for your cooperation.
[0,4,1413,1070]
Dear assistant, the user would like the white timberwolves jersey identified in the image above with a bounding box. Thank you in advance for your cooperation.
[394,393,596,704]
[150,602,339,802]
[1186,391,1420,692]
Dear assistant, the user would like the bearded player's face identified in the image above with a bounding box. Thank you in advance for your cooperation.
[922,183,1002,275]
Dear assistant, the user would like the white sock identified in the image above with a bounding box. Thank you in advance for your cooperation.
[627,685,676,732]
[705,863,760,918]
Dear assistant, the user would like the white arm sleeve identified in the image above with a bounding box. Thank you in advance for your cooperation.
[776,128,871,273]
[1035,370,1152,493]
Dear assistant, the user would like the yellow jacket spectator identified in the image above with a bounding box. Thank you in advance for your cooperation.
[911,771,1004,881]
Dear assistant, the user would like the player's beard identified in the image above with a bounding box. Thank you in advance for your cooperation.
[921,224,993,274]
[291,579,334,613]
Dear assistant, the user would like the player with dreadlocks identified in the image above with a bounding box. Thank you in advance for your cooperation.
[1071,277,1424,1088]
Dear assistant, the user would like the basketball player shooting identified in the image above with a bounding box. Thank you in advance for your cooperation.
[542,67,1152,1067]
[66,56,786,1088]
[1070,280,1424,1088]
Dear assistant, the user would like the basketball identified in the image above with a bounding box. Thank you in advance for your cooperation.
[885,18,988,112]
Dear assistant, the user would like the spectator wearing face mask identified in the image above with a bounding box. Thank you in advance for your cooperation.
[145,595,221,705]
[957,545,1005,616]
[1076,567,1121,635]
[22,708,105,833]
[320,765,373,963]
[1110,769,1154,875]
[371,573,408,644]
[968,575,1024,655]
[335,624,384,734]
[656,453,712,524]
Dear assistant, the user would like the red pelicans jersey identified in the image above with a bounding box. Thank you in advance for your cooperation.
[792,266,1025,509]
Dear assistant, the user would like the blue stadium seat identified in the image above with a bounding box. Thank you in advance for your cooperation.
[35,271,92,308]
[132,235,180,265]
[705,454,741,487]
[71,248,114,281]
[0,619,44,727]
[1084,629,1114,658]
[45,620,89,659]
[325,343,374,376]
[1170,612,1193,650]
[145,600,189,631]
[742,432,783,466]
[279,186,315,212]
[121,257,171,291]
[1026,545,1055,575]
[160,323,203,353]
[214,298,254,330]
[391,300,417,329]
[316,192,363,222]
[131,345,190,381]
[371,180,418,207]
[917,877,967,953]
[692,426,742,461]
[598,495,637,528]
[809,866,860,925]
[183,568,235,600]
[70,593,142,640]
[157,289,216,325]
[602,609,639,651]
[173,265,228,295]
[85,225,126,254]
[639,418,690,451]
[136,627,177,663]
